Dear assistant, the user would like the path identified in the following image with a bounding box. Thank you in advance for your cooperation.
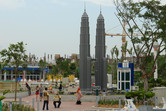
[3,94,96,111]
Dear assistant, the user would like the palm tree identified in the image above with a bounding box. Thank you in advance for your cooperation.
[39,59,47,81]
[121,42,128,60]
[114,46,119,62]
[127,47,133,62]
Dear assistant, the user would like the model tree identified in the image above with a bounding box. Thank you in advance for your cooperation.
[0,41,28,101]
[114,0,166,91]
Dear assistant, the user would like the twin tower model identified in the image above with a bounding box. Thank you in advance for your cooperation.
[79,9,107,91]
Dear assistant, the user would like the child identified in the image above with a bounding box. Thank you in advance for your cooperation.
[39,84,44,101]
[35,85,39,101]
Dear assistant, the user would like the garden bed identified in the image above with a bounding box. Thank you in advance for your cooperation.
[97,104,124,108]
[3,103,35,111]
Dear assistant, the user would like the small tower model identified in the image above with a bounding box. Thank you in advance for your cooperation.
[95,11,107,91]
[79,8,91,91]
[153,39,159,80]
[117,60,134,91]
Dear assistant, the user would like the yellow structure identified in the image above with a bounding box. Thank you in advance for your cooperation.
[0,81,19,91]
[47,74,63,82]
[69,75,75,82]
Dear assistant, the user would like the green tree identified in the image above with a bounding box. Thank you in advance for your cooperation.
[115,0,166,91]
[127,47,133,62]
[110,46,119,83]
[0,42,28,101]
[38,59,47,81]
[121,41,128,60]
[56,58,70,77]
[70,63,76,75]
[158,55,166,79]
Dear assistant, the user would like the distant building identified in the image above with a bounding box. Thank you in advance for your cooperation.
[55,54,61,60]
[117,60,134,91]
[70,54,79,63]
[1,66,48,81]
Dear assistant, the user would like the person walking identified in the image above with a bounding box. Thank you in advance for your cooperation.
[102,90,106,101]
[43,87,49,110]
[39,84,44,102]
[25,82,31,96]
[76,87,83,105]
[59,83,62,91]
[53,93,61,108]
[36,85,39,102]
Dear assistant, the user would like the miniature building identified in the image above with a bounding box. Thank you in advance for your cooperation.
[79,9,91,91]
[117,60,134,91]
[95,11,107,91]
[1,66,48,81]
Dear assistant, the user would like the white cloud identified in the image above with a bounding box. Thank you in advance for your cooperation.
[83,0,166,7]
[83,0,113,6]
[49,0,68,6]
[0,0,25,9]
[161,0,166,5]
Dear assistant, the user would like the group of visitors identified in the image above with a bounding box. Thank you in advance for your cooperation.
[25,83,83,110]
[37,84,61,110]
[26,83,61,110]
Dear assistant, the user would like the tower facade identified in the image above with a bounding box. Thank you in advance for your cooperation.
[79,10,91,91]
[95,12,107,91]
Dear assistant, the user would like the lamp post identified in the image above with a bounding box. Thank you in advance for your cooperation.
[153,41,159,80]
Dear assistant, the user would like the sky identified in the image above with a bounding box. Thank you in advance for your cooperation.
[0,0,166,59]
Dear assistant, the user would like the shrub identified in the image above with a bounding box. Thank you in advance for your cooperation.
[58,91,64,95]
[125,90,155,104]
[98,99,125,105]
[3,103,35,111]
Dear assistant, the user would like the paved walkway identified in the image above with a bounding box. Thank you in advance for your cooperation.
[3,95,96,111]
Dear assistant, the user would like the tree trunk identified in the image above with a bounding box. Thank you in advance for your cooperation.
[15,69,18,101]
[144,75,148,92]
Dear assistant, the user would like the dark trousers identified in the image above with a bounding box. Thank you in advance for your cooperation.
[28,90,31,96]
[43,100,49,110]
[53,101,61,108]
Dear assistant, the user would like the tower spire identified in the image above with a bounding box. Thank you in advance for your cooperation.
[100,4,102,14]
[84,1,86,12]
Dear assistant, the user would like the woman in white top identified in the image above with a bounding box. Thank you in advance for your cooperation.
[76,87,83,104]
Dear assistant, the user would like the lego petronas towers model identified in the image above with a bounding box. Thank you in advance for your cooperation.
[95,11,107,91]
[79,9,91,91]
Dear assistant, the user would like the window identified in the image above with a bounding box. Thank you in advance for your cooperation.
[126,72,130,81]
[119,72,120,81]
[122,72,124,81]
[126,82,130,89]
[119,82,120,89]
[122,82,124,90]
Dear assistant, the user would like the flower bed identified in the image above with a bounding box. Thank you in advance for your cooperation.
[3,103,35,111]
[97,99,125,108]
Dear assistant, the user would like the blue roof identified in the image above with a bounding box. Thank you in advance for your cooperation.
[118,67,130,69]
[2,67,47,71]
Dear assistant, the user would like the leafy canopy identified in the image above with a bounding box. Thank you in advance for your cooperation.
[0,41,28,68]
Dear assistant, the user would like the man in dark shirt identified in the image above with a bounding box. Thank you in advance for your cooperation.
[25,82,31,96]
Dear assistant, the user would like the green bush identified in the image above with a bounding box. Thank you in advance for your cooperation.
[98,99,125,105]
[3,103,35,111]
[145,91,155,99]
[58,91,64,95]
[98,100,104,105]
[125,90,155,104]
